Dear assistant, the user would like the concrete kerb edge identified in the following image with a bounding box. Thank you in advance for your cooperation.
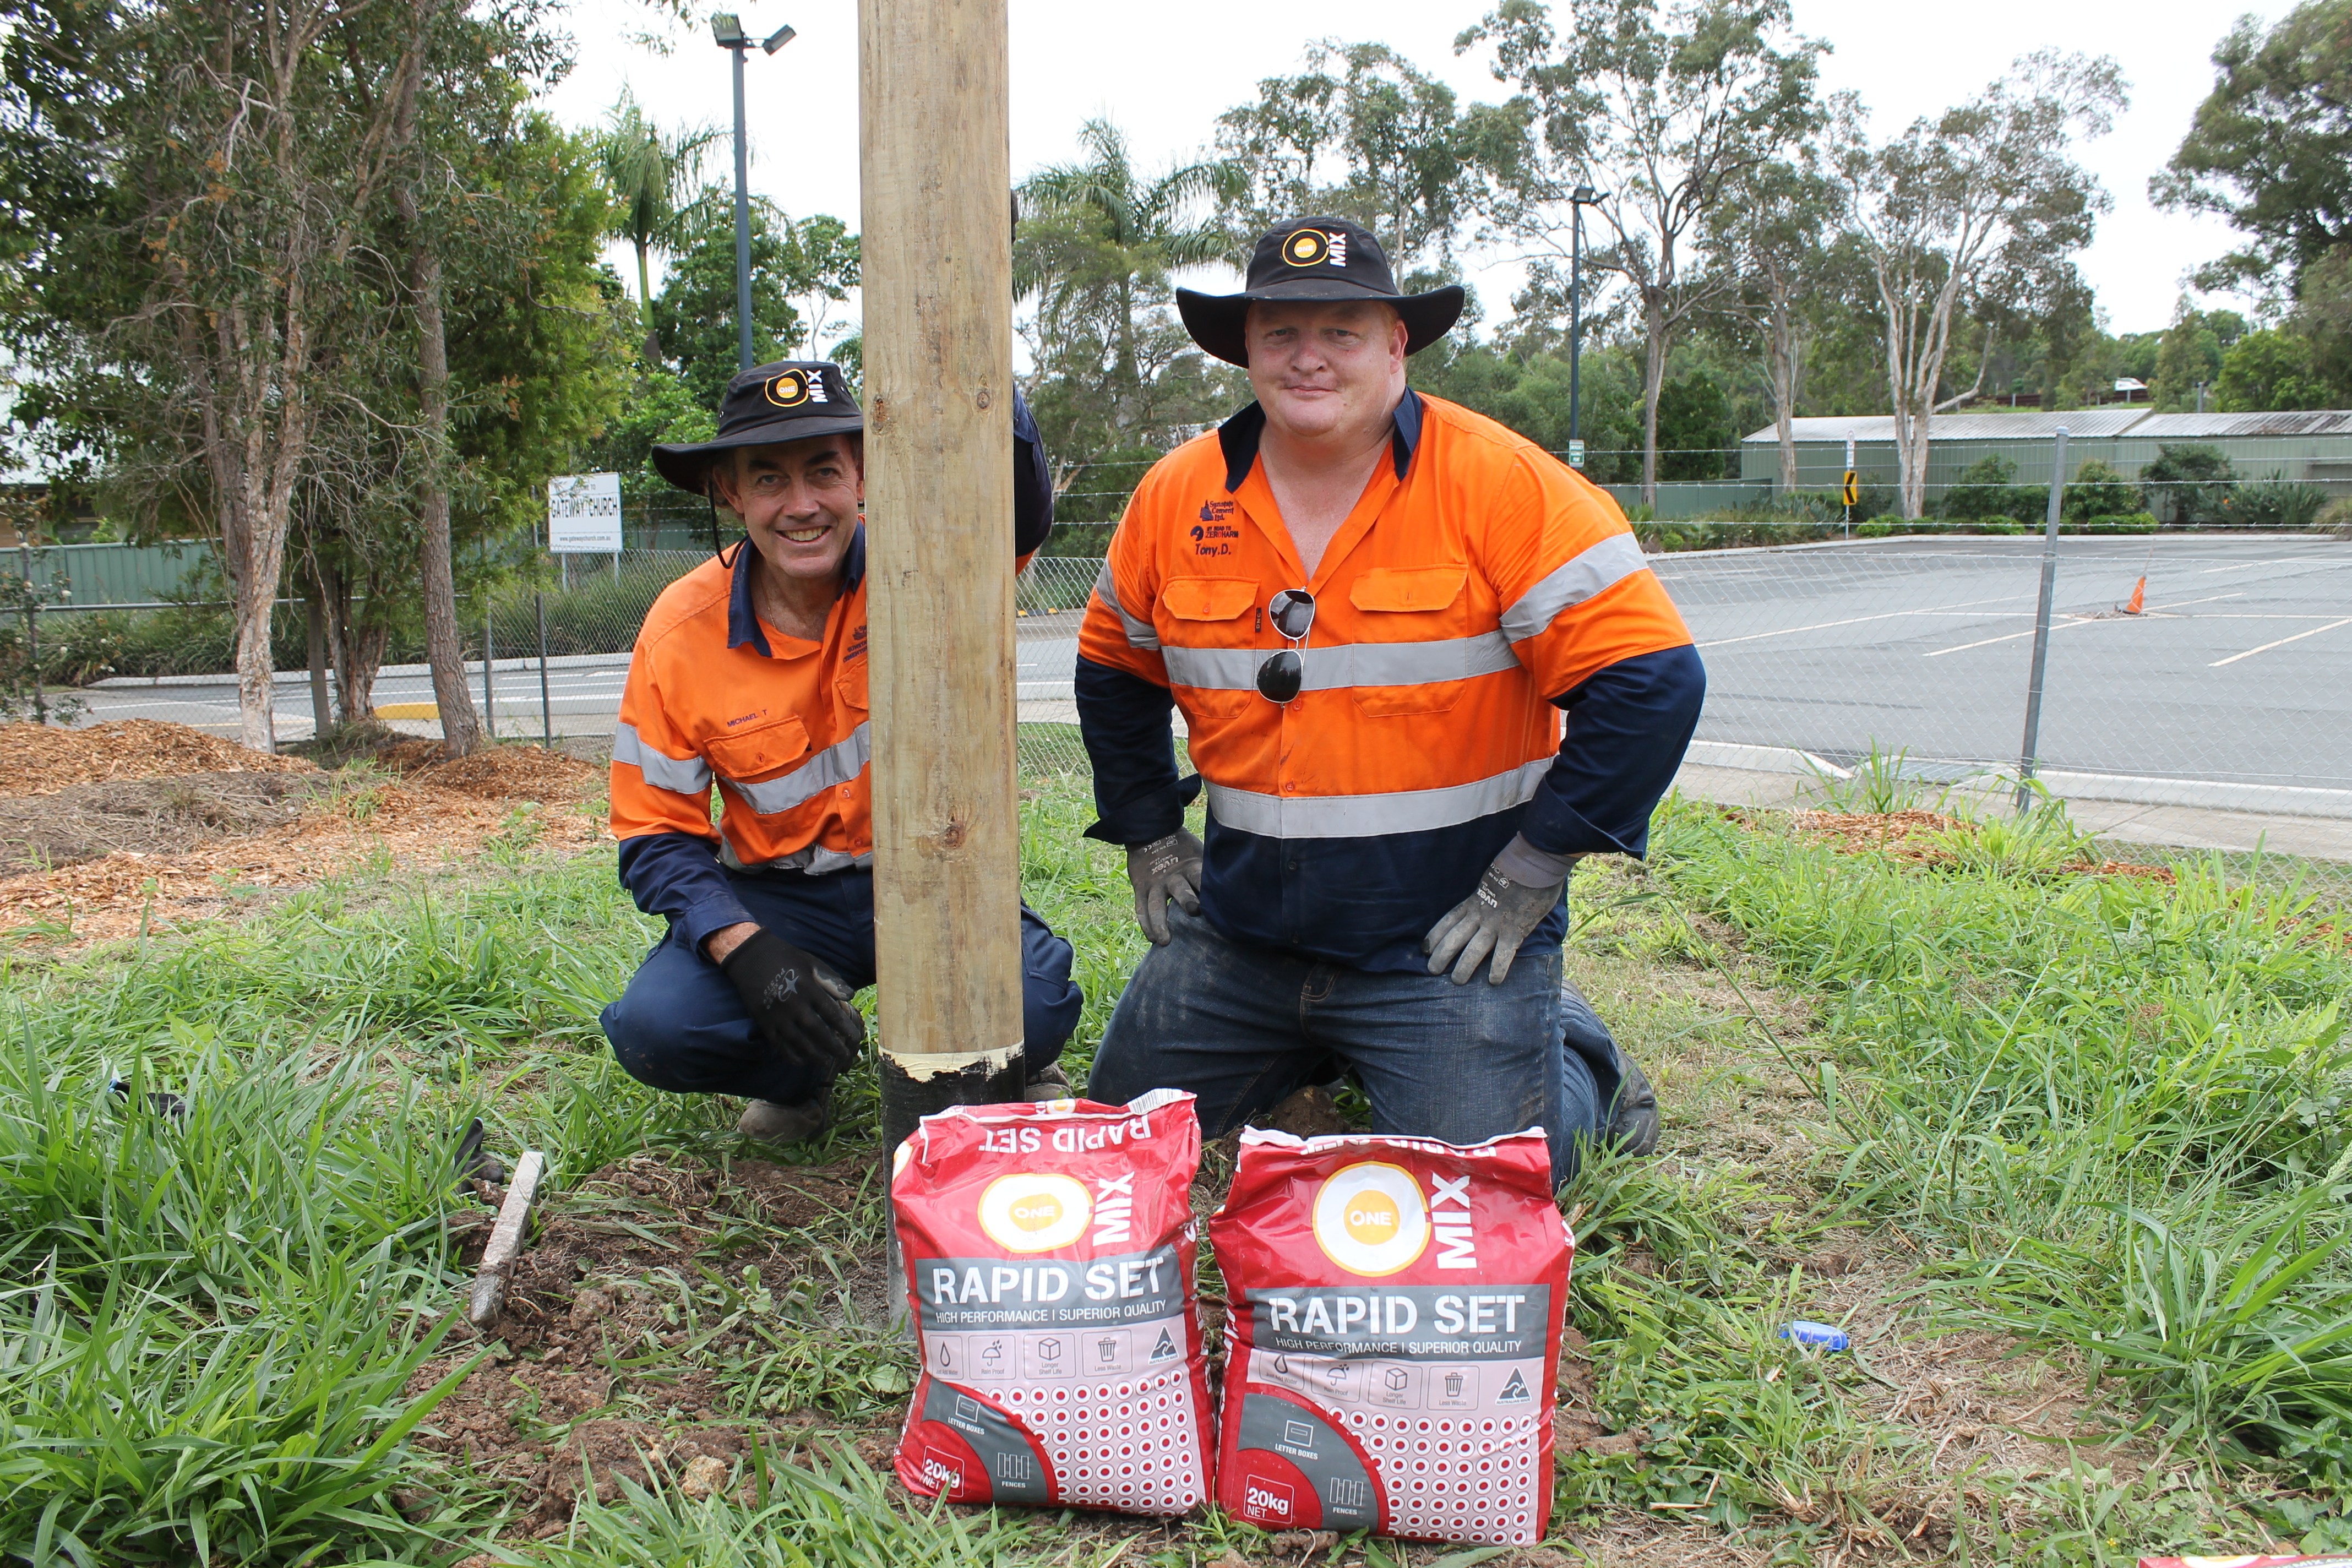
[91,652,626,689]
[1681,740,2352,822]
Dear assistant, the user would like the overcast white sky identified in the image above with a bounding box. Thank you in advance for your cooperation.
[541,0,2292,340]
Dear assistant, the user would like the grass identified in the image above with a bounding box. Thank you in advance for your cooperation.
[0,755,2348,1562]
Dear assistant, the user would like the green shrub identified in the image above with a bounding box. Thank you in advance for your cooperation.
[2063,456,2139,521]
[2320,497,2352,539]
[1941,454,2046,521]
[2142,442,2237,524]
[1968,515,2030,535]
[2221,479,2331,530]
[2071,511,2160,534]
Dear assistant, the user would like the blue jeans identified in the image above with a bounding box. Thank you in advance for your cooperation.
[601,868,1082,1106]
[1086,906,1622,1190]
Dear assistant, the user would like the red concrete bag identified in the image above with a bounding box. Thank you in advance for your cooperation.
[890,1088,1215,1516]
[1208,1127,1572,1546]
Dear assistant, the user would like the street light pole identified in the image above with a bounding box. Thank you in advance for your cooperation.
[711,15,797,374]
[1567,186,1605,471]
[730,42,751,371]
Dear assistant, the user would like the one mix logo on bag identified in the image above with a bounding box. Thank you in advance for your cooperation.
[1312,1162,1429,1277]
[978,1173,1092,1253]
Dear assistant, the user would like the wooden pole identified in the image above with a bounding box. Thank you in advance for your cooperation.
[860,0,1025,1150]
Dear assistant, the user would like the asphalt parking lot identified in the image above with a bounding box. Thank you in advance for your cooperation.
[68,535,2350,794]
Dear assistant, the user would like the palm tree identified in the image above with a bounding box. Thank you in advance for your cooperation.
[596,92,722,360]
[1017,119,1235,400]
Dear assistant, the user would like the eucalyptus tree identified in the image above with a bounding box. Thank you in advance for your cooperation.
[1706,148,1853,490]
[1461,0,1825,505]
[1215,40,1528,279]
[1839,52,2125,516]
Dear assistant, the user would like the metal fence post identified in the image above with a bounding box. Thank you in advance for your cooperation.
[2015,426,2069,812]
[20,538,43,726]
[537,590,552,749]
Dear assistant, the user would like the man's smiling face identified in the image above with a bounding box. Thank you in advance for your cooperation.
[1242,298,1408,444]
[713,434,864,587]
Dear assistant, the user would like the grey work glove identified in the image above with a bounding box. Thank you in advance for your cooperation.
[1422,835,1580,986]
[1125,830,1204,946]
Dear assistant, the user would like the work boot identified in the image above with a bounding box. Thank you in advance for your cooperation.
[1026,1062,1071,1101]
[1605,1056,1660,1157]
[737,1091,831,1144]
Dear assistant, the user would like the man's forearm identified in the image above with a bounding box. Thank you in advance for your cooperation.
[704,922,760,964]
[1075,654,1201,845]
[1522,644,1707,860]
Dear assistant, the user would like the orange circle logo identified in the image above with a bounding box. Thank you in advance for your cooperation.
[1283,228,1331,266]
[1009,1194,1063,1232]
[765,370,811,406]
[1345,1191,1401,1245]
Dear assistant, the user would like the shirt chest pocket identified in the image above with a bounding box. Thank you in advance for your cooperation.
[1160,575,1260,720]
[704,715,812,786]
[1346,565,1482,717]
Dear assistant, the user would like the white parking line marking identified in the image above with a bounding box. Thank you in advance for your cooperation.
[1695,591,2038,649]
[1925,593,2246,656]
[2209,616,2352,668]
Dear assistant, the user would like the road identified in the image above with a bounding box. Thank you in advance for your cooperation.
[70,537,2352,791]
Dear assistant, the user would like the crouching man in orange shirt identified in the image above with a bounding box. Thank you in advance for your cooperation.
[600,360,1082,1142]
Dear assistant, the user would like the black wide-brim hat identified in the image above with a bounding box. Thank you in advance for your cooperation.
[1177,216,1466,367]
[652,360,863,494]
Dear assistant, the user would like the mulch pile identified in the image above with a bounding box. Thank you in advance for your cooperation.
[1784,808,2176,883]
[0,721,608,948]
[0,718,315,797]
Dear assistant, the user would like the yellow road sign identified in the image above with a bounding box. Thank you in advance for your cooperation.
[1841,470,1860,508]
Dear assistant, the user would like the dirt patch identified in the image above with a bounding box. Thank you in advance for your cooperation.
[0,770,325,873]
[0,723,608,950]
[412,746,597,803]
[0,719,314,798]
[1788,809,1963,861]
[413,1151,885,1538]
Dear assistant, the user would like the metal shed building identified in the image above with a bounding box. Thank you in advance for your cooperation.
[1739,409,2352,505]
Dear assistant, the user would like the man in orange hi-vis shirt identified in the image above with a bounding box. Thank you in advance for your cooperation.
[1077,219,1705,1188]
[600,360,1082,1144]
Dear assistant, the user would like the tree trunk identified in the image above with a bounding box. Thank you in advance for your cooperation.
[1640,292,1668,508]
[302,556,333,737]
[1766,287,1801,493]
[399,172,484,756]
[637,239,661,362]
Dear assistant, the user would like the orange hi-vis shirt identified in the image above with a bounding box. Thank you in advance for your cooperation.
[610,533,875,947]
[1075,390,1703,970]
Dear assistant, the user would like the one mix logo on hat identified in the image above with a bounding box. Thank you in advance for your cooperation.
[977,1172,1092,1253]
[1281,226,1348,268]
[764,368,830,407]
[1312,1161,1428,1276]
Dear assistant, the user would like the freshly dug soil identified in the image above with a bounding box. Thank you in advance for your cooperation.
[411,1152,889,1537]
[0,719,314,798]
[0,770,325,874]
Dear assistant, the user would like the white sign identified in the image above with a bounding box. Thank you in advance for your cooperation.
[547,472,623,553]
[1566,439,1587,470]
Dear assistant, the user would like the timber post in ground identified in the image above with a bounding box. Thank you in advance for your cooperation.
[859,0,1027,1214]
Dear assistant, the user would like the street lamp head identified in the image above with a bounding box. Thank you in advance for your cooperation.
[761,23,795,53]
[710,12,746,46]
[1572,186,1608,205]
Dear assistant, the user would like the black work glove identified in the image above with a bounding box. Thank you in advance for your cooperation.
[1125,830,1204,946]
[1421,836,1579,986]
[720,929,865,1074]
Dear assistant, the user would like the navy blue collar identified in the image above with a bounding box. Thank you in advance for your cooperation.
[725,522,867,654]
[1217,388,1423,494]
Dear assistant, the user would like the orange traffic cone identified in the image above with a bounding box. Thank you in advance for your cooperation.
[2122,576,2146,615]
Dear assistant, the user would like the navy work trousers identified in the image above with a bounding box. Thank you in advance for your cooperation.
[602,867,1082,1106]
[1085,905,1623,1190]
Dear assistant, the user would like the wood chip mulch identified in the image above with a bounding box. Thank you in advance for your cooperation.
[0,721,608,950]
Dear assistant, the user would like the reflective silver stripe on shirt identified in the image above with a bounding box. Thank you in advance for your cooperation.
[722,839,874,875]
[1203,758,1551,840]
[718,720,872,815]
[1094,559,1161,651]
[612,721,712,795]
[1499,533,1652,644]
[1162,631,1520,692]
